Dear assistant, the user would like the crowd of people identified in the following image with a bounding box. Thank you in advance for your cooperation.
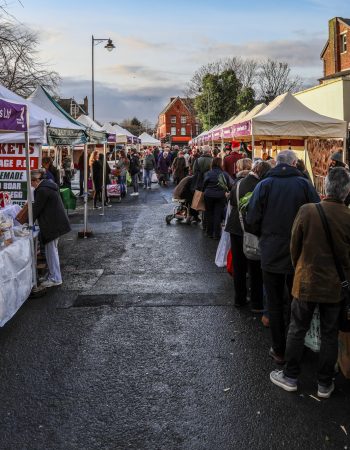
[166,142,350,399]
[33,140,350,398]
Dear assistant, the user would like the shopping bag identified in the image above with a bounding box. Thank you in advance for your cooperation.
[151,172,158,183]
[304,306,321,352]
[126,171,132,186]
[107,184,121,197]
[191,190,205,211]
[227,249,233,276]
[338,331,350,379]
[215,205,232,267]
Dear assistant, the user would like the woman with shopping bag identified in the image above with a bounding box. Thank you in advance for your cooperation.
[225,160,271,310]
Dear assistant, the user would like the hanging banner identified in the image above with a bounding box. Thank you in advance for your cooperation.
[0,143,40,205]
[47,127,86,146]
[231,120,251,137]
[0,99,27,132]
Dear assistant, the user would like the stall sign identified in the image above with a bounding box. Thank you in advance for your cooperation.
[231,120,251,137]
[0,143,40,205]
[0,99,27,132]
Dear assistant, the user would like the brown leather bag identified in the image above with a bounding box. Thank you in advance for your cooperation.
[16,203,29,225]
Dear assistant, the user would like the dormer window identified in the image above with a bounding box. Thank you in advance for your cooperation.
[341,33,347,53]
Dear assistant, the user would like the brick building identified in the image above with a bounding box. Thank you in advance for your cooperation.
[157,97,200,146]
[320,17,350,83]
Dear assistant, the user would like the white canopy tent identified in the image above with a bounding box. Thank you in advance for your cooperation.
[139,132,161,146]
[0,84,84,144]
[250,92,347,138]
[76,114,104,132]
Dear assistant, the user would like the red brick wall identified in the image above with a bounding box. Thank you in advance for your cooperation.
[338,22,350,72]
[157,98,197,140]
[322,19,350,78]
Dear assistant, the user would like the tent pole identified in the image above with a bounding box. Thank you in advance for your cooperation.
[100,143,106,216]
[343,131,347,164]
[24,130,37,289]
[252,134,255,159]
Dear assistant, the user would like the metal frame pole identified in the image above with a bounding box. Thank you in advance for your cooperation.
[100,143,106,216]
[84,143,88,235]
[92,35,95,121]
[24,128,37,288]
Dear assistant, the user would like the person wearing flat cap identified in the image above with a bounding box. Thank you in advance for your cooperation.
[31,169,71,288]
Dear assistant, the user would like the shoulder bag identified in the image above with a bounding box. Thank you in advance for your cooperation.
[316,203,350,332]
[236,180,260,261]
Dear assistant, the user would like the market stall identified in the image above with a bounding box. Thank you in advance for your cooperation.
[0,97,36,326]
[139,132,160,147]
[229,93,348,181]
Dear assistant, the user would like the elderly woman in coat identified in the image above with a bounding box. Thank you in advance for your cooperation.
[270,167,350,399]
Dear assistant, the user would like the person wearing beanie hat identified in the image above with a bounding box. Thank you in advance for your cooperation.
[223,141,243,178]
[330,150,346,168]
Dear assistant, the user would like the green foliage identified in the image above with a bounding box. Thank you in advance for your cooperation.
[194,69,242,130]
[237,87,256,112]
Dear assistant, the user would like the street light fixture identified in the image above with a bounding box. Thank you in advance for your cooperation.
[91,35,116,120]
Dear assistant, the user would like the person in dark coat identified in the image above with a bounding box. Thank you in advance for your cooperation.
[143,148,156,189]
[172,151,187,185]
[223,141,243,179]
[129,149,140,196]
[246,150,320,364]
[157,150,171,186]
[89,150,103,209]
[203,157,232,239]
[42,157,60,186]
[226,160,271,310]
[193,146,213,191]
[31,170,71,288]
[98,153,111,206]
[270,168,350,398]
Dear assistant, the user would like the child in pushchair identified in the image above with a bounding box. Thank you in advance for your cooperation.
[165,175,201,225]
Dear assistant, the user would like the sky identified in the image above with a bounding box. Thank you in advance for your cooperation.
[6,0,350,125]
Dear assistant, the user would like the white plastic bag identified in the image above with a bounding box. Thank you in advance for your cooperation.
[215,205,231,267]
[304,306,320,352]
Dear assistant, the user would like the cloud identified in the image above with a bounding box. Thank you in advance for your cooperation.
[104,64,187,85]
[118,35,172,51]
[60,77,184,124]
[190,37,326,69]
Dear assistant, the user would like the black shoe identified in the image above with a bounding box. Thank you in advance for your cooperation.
[269,347,285,365]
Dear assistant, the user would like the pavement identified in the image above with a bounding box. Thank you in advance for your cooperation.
[0,182,349,450]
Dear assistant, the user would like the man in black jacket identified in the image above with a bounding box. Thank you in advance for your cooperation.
[246,150,320,363]
[31,170,71,288]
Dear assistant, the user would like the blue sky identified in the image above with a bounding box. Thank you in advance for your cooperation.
[7,0,350,124]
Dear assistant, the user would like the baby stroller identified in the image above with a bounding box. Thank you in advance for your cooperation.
[165,175,201,225]
[166,198,191,225]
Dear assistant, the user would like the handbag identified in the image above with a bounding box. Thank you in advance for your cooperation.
[191,190,206,211]
[236,180,261,261]
[316,203,350,332]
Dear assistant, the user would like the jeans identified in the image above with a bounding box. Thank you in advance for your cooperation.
[45,239,62,283]
[284,299,341,386]
[143,169,153,187]
[204,196,226,238]
[132,173,139,193]
[262,271,294,355]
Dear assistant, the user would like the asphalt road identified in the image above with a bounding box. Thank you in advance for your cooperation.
[0,183,349,450]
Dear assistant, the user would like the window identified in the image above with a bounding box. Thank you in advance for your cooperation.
[181,127,186,136]
[171,115,176,124]
[181,116,187,124]
[171,127,176,136]
[341,33,347,53]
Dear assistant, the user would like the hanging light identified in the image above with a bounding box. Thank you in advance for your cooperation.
[105,39,115,52]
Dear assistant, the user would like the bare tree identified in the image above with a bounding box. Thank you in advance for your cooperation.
[0,20,60,97]
[256,59,302,103]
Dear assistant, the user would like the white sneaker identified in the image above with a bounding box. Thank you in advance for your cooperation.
[41,279,62,288]
[134,192,139,196]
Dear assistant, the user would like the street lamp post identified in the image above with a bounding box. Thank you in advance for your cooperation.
[91,35,115,121]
